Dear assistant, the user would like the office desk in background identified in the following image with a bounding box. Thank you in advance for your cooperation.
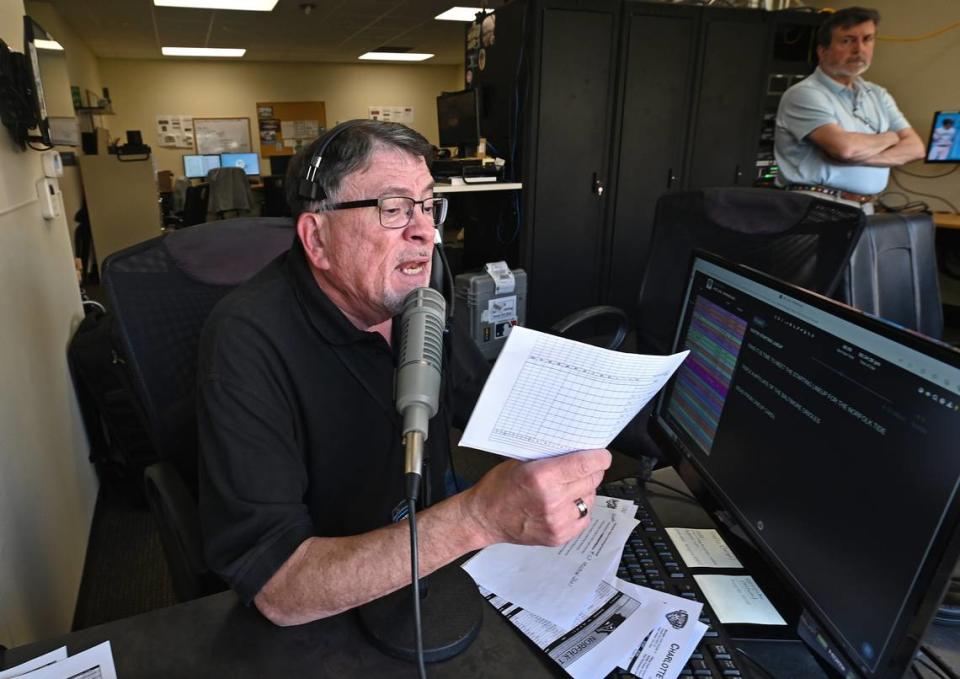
[933,212,960,230]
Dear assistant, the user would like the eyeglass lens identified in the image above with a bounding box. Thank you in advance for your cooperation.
[379,197,447,229]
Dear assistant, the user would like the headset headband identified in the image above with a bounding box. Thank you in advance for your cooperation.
[297,119,367,201]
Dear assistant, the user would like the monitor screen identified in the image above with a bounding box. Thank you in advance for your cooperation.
[925,111,960,163]
[653,253,960,678]
[183,154,220,179]
[220,152,260,176]
[437,89,480,149]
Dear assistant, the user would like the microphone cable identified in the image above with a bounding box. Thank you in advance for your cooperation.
[407,497,428,679]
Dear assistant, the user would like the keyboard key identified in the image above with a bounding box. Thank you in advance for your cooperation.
[708,644,730,659]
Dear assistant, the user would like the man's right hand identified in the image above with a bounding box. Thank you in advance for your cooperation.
[462,449,613,548]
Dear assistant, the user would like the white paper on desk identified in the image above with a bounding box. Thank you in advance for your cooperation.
[459,326,689,459]
[665,527,743,569]
[462,499,638,627]
[15,642,117,679]
[479,580,671,679]
[0,647,67,679]
[613,579,707,679]
[693,575,787,625]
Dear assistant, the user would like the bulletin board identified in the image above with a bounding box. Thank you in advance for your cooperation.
[256,101,327,158]
[194,117,252,154]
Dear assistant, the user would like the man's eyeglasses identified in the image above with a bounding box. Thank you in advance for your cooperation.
[321,196,449,229]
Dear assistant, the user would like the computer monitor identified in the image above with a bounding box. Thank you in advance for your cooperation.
[925,111,960,163]
[220,152,260,176]
[437,89,480,152]
[183,154,220,179]
[652,252,960,679]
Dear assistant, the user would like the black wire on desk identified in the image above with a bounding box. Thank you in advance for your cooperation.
[734,646,780,679]
[643,478,699,504]
[408,499,427,679]
[891,170,960,213]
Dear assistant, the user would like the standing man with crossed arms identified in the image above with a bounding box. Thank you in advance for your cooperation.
[775,7,925,214]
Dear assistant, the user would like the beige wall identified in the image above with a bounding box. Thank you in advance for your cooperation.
[0,0,98,649]
[804,0,960,210]
[98,58,462,176]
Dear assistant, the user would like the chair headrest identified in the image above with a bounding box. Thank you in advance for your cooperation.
[164,217,296,286]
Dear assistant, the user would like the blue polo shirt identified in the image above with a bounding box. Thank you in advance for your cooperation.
[774,67,910,195]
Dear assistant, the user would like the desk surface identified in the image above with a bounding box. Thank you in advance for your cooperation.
[435,182,523,194]
[934,212,960,229]
[3,469,957,678]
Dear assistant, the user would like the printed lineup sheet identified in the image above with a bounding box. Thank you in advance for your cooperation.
[460,327,689,459]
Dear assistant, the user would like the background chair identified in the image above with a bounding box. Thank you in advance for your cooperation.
[839,211,944,340]
[180,184,209,228]
[205,166,255,220]
[261,175,291,217]
[555,187,866,354]
[102,216,296,601]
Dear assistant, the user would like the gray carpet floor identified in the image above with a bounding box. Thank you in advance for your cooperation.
[72,484,177,631]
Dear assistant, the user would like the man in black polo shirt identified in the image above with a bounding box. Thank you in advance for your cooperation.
[198,121,612,626]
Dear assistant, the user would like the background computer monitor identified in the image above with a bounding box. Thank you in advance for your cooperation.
[925,111,959,163]
[220,152,260,176]
[652,252,960,678]
[183,154,220,179]
[437,89,480,153]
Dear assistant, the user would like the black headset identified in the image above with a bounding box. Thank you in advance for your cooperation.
[296,119,367,201]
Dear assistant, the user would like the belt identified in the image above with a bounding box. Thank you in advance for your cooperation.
[785,184,877,204]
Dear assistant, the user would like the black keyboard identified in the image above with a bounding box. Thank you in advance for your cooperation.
[601,478,748,679]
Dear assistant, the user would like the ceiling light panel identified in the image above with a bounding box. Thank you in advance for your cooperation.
[435,7,484,22]
[162,47,247,57]
[154,0,278,10]
[358,52,434,62]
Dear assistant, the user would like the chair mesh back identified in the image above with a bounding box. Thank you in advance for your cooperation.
[103,218,296,487]
[636,188,865,354]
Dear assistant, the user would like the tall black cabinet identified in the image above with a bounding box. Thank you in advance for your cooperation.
[468,0,819,327]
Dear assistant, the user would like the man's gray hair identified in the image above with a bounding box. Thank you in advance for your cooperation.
[284,120,434,217]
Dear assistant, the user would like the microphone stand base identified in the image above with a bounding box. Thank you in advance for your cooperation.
[358,565,482,663]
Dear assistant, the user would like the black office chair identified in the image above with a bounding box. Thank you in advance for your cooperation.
[180,184,209,228]
[262,175,291,217]
[554,187,866,354]
[839,211,944,340]
[552,187,866,461]
[102,216,297,601]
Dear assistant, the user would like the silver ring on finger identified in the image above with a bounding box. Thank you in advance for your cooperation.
[574,497,588,519]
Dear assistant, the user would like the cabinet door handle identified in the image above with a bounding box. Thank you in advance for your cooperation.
[592,173,605,197]
[667,167,678,189]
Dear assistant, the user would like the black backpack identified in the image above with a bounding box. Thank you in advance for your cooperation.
[68,299,159,504]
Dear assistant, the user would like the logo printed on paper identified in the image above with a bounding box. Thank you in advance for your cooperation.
[665,610,689,629]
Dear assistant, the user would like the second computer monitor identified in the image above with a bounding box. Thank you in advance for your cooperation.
[220,152,260,176]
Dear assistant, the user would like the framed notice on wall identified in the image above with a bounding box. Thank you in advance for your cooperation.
[194,117,252,154]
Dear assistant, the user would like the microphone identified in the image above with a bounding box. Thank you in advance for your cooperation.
[396,287,446,502]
